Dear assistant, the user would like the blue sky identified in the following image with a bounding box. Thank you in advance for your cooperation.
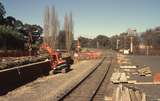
[1,0,160,38]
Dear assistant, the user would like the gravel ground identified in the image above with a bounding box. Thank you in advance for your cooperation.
[0,59,101,101]
[127,55,160,76]
[117,54,160,100]
[126,55,160,99]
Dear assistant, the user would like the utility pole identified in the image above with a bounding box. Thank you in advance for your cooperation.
[130,36,133,53]
[127,28,136,54]
[116,39,120,50]
[77,38,80,53]
[124,36,126,49]
[96,41,99,49]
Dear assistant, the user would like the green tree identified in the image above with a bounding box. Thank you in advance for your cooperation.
[95,35,110,48]
[0,2,6,24]
[21,24,43,51]
[4,16,16,27]
[79,36,91,48]
[110,35,118,49]
[0,26,24,50]
[141,27,160,49]
[15,19,23,30]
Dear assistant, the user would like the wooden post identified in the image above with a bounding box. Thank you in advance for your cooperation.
[146,45,149,56]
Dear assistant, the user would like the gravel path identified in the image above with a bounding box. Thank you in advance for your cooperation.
[0,59,101,101]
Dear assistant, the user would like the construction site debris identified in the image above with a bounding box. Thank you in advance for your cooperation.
[120,65,137,69]
[134,81,160,85]
[110,72,128,83]
[138,66,152,76]
[154,73,160,82]
[128,80,137,84]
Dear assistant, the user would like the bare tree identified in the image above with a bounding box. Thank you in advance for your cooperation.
[54,10,60,49]
[64,13,69,51]
[49,6,59,49]
[69,12,73,50]
[43,5,59,49]
[64,12,74,52]
[43,6,50,45]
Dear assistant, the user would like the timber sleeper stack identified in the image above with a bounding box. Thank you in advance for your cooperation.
[113,84,147,101]
[110,72,128,83]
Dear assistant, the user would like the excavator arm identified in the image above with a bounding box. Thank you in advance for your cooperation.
[40,43,69,73]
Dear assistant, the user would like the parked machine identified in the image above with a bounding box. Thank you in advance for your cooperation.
[41,43,73,73]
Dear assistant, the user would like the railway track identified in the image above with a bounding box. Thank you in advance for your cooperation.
[59,56,113,101]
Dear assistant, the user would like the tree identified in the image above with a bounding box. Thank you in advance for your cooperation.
[64,12,74,52]
[64,13,69,50]
[4,16,16,27]
[22,24,43,51]
[0,2,43,51]
[0,26,24,50]
[0,2,6,22]
[43,6,50,45]
[95,35,110,48]
[49,6,59,49]
[15,19,23,30]
[58,30,66,49]
[31,24,43,47]
[141,27,160,49]
[109,35,119,49]
[43,5,59,49]
[79,36,91,48]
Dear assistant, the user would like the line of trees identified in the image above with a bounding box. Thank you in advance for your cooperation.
[78,26,160,52]
[0,2,75,53]
[141,27,160,49]
[78,35,111,49]
[43,5,74,52]
[0,2,43,52]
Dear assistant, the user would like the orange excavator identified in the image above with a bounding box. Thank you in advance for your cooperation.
[41,43,73,73]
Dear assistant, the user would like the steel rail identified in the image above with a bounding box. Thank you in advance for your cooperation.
[89,58,112,101]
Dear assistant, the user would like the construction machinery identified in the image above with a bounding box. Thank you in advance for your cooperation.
[75,38,102,60]
[41,43,73,73]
